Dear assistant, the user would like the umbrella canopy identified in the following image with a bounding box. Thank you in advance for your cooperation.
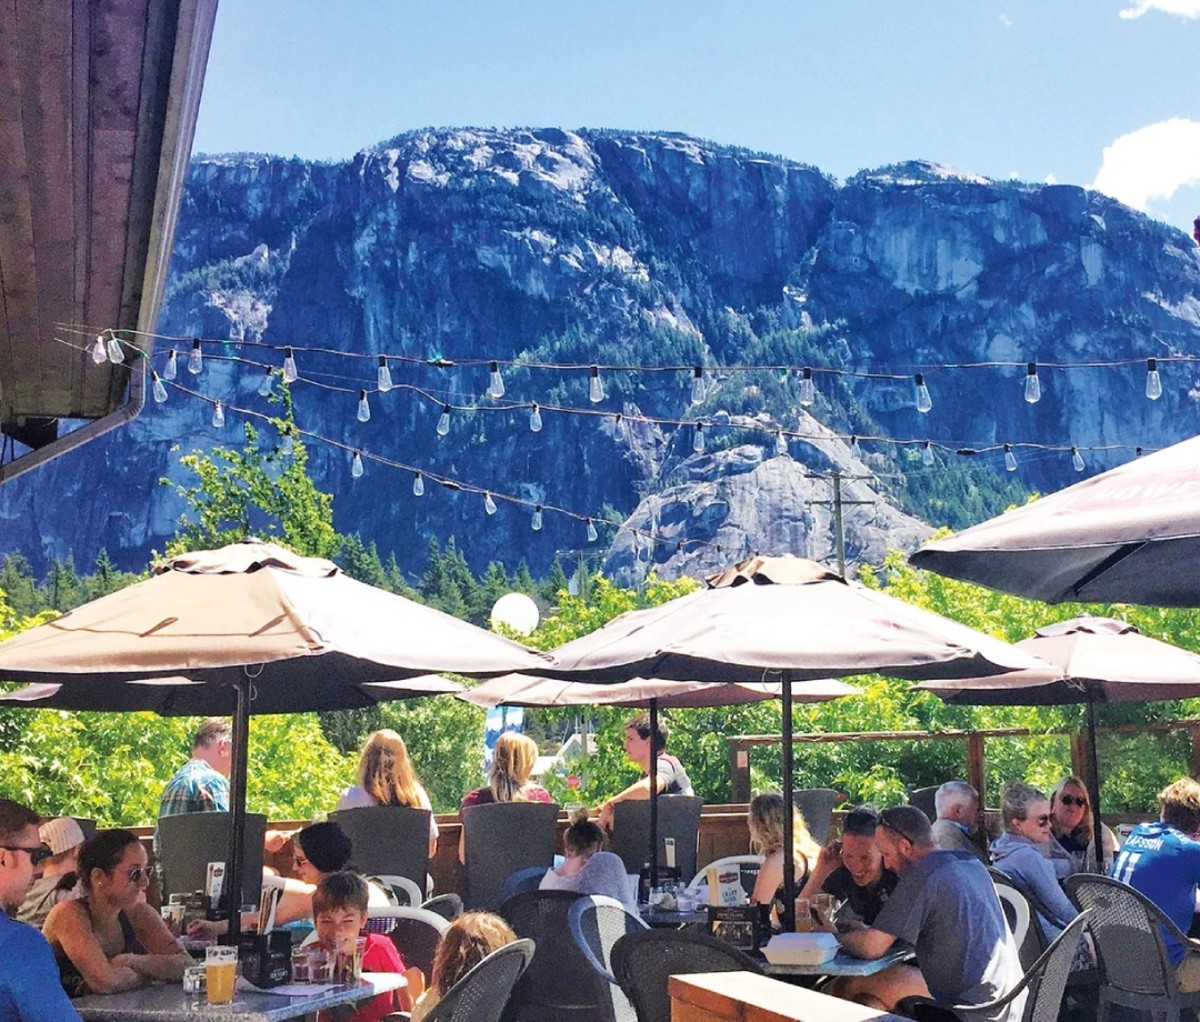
[460,674,861,709]
[909,435,1200,607]
[919,615,1200,860]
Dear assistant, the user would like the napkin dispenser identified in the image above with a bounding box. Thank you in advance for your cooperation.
[238,930,292,988]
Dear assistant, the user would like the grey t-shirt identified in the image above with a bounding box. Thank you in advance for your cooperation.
[873,850,1025,1022]
[932,819,987,862]
[656,755,693,796]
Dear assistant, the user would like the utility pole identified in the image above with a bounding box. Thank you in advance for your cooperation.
[807,470,876,577]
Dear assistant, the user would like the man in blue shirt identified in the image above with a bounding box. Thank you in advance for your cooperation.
[0,798,82,1021]
[1111,777,1200,991]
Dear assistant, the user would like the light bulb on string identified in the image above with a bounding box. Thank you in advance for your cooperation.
[775,430,788,456]
[187,339,203,375]
[529,403,543,432]
[849,435,862,460]
[484,492,497,516]
[586,518,598,543]
[282,347,298,383]
[799,367,815,407]
[914,373,932,413]
[531,505,543,531]
[357,390,371,423]
[1071,446,1085,472]
[1004,443,1017,472]
[1146,358,1162,400]
[351,451,364,478]
[588,365,604,403]
[162,349,178,380]
[1136,447,1144,458]
[612,413,625,441]
[692,422,705,454]
[690,367,706,405]
[436,404,451,436]
[412,472,425,497]
[922,440,935,466]
[377,356,393,393]
[106,332,125,364]
[258,368,273,397]
[90,333,108,364]
[1024,363,1041,404]
[211,401,225,429]
[151,372,168,404]
[280,429,294,457]
[488,361,505,399]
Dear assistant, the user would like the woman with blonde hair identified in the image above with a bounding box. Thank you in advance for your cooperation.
[409,912,517,1022]
[747,793,821,913]
[1049,775,1117,874]
[458,732,551,862]
[337,729,438,857]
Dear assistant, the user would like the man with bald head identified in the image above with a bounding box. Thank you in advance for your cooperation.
[835,805,1025,1021]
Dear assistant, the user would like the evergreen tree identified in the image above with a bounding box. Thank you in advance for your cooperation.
[0,553,39,616]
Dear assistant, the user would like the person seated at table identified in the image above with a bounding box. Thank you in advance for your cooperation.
[312,872,415,1022]
[17,817,85,929]
[539,809,636,909]
[1049,775,1117,874]
[1110,777,1200,992]
[989,782,1079,939]
[410,911,517,1022]
[930,781,987,862]
[799,805,898,927]
[834,806,1025,1020]
[746,793,821,920]
[458,732,552,863]
[43,830,190,996]
[597,712,693,831]
[338,729,439,859]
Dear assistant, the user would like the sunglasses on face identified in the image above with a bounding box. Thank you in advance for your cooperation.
[2,845,53,867]
[1024,814,1052,826]
[120,866,151,884]
[1059,794,1088,809]
[293,854,309,868]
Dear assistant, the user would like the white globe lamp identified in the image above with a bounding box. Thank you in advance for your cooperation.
[490,592,540,634]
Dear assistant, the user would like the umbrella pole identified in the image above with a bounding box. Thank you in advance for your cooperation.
[649,698,659,889]
[225,674,251,944]
[1085,690,1105,870]
[781,679,795,932]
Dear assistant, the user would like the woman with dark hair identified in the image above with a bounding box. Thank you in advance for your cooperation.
[43,830,189,996]
[538,809,635,908]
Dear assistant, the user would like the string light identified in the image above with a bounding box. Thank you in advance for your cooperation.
[282,347,298,383]
[531,505,544,531]
[529,403,543,432]
[90,333,108,365]
[1024,363,1041,404]
[1004,443,1017,472]
[850,435,862,460]
[377,356,393,393]
[357,390,371,423]
[351,451,364,478]
[799,367,815,407]
[211,401,225,428]
[588,365,604,404]
[257,368,273,397]
[775,430,788,456]
[922,440,934,466]
[187,339,203,375]
[280,428,294,457]
[612,413,625,441]
[162,349,178,381]
[914,373,932,414]
[106,332,125,364]
[1071,445,1085,472]
[488,361,505,400]
[484,492,497,515]
[152,372,168,404]
[586,518,598,543]
[436,404,451,436]
[692,422,705,454]
[412,472,425,497]
[691,367,706,405]
[1146,358,1162,401]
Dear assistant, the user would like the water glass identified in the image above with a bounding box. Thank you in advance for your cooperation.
[290,946,311,984]
[182,964,206,1006]
[307,945,335,984]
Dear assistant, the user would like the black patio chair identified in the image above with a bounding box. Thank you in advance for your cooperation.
[503,865,549,901]
[610,926,764,1022]
[421,892,463,921]
[421,938,536,1022]
[608,796,702,881]
[366,905,448,979]
[156,811,266,909]
[329,805,431,894]
[1065,873,1200,1022]
[792,787,841,844]
[462,801,559,911]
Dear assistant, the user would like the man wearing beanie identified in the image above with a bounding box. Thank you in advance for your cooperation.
[17,817,84,928]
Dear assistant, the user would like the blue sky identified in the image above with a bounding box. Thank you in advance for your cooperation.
[192,0,1200,233]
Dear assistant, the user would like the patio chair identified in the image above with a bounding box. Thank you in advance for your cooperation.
[462,801,559,911]
[568,894,647,1022]
[610,927,764,1022]
[1065,873,1200,1022]
[370,873,423,907]
[908,785,941,822]
[421,893,463,921]
[366,905,448,978]
[329,805,431,894]
[503,865,550,901]
[608,796,702,881]
[499,889,614,1022]
[687,854,763,901]
[792,788,841,844]
[991,877,1034,968]
[156,811,266,909]
[420,938,536,1022]
[899,910,1091,1022]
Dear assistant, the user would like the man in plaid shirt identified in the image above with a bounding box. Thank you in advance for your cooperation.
[154,719,233,872]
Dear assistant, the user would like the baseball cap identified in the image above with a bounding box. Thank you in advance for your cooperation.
[38,817,86,857]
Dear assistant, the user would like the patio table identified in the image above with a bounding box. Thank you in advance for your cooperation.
[670,970,909,1021]
[758,946,911,977]
[71,972,406,1022]
[638,904,710,927]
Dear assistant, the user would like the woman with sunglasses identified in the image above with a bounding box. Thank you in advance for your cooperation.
[989,782,1078,938]
[43,830,189,996]
[1050,776,1117,874]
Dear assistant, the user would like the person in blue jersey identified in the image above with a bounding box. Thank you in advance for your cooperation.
[1110,777,1200,991]
[0,798,82,1021]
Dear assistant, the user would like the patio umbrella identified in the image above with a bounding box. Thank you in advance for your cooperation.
[0,538,554,937]
[909,435,1200,606]
[919,615,1200,862]
[532,554,1052,927]
[460,674,861,888]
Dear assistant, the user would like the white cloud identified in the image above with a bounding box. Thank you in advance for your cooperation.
[1119,0,1200,18]
[1091,118,1200,210]
[1044,173,1058,185]
[998,12,1013,26]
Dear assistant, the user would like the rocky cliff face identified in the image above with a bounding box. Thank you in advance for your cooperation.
[3,130,1198,584]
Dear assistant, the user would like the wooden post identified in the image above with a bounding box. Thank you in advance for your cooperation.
[1070,733,1089,784]
[729,740,751,804]
[966,732,986,804]
[1191,725,1200,780]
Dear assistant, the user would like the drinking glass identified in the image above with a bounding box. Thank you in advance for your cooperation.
[308,945,335,984]
[290,946,311,984]
[204,945,238,1005]
[182,964,206,1006]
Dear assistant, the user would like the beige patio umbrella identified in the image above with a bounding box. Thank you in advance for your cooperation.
[909,435,1200,607]
[531,554,1053,926]
[0,538,554,936]
[920,615,1200,858]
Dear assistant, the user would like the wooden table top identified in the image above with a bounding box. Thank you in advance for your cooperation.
[669,971,910,1022]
